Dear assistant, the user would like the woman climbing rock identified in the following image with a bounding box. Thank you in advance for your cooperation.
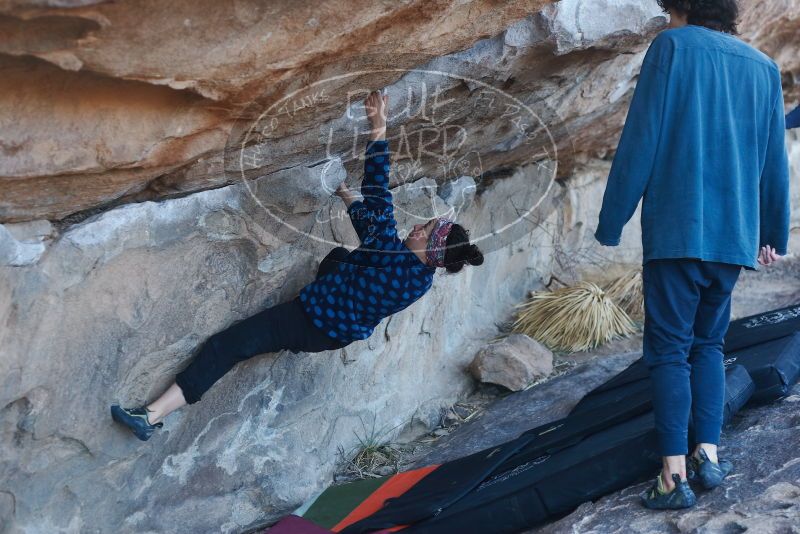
[111,91,484,441]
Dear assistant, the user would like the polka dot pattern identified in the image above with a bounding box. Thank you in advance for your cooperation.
[298,140,435,343]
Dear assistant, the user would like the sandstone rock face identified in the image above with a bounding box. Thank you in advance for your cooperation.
[1,1,799,533]
[469,334,554,391]
[0,0,553,222]
[1,0,797,222]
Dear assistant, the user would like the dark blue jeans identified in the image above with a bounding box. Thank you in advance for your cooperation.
[175,247,351,404]
[642,259,741,456]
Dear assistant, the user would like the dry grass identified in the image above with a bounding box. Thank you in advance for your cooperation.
[512,281,636,352]
[603,269,644,321]
[336,417,402,480]
[338,443,400,479]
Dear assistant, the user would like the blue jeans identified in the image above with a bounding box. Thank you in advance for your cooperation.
[642,259,741,456]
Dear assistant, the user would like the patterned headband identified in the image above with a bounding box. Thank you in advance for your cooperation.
[425,218,455,268]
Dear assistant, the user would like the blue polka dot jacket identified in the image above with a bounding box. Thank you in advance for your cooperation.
[299,140,436,343]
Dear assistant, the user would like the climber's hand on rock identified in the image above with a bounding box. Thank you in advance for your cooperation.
[757,245,781,266]
[365,90,387,141]
[335,181,356,208]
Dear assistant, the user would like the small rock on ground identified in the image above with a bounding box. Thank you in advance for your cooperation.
[469,334,554,391]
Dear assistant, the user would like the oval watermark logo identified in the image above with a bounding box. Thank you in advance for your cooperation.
[224,53,569,257]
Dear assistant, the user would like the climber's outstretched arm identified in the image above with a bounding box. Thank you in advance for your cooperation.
[335,181,357,208]
[340,91,397,242]
[365,90,387,142]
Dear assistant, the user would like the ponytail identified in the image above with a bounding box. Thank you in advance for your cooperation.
[443,224,484,273]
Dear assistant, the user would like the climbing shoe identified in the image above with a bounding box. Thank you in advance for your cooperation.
[687,449,733,489]
[640,473,696,510]
[111,405,162,441]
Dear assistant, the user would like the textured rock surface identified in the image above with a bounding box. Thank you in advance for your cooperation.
[0,161,603,533]
[415,351,643,466]
[1,1,799,533]
[2,0,797,222]
[469,334,554,391]
[0,0,553,221]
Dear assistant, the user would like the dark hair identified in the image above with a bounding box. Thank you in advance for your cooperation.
[656,0,739,34]
[443,223,484,273]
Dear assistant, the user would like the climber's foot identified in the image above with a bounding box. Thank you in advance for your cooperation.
[111,405,162,441]
[687,448,733,489]
[640,473,696,510]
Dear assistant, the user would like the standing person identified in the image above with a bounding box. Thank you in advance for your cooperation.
[595,1,790,509]
[111,91,484,441]
[787,104,800,129]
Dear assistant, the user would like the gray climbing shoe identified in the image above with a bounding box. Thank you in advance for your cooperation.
[111,405,162,441]
[640,473,697,510]
[687,448,733,489]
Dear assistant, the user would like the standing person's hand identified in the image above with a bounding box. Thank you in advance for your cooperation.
[757,245,781,266]
[365,90,388,141]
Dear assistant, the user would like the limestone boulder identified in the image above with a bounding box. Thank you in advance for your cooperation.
[469,334,554,391]
[0,161,568,533]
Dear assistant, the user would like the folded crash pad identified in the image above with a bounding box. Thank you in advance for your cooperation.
[404,413,660,534]
[725,332,800,403]
[574,303,800,413]
[724,303,800,352]
[267,515,333,534]
[293,467,438,532]
[568,355,650,416]
[573,335,800,414]
[342,366,754,534]
[341,387,655,533]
